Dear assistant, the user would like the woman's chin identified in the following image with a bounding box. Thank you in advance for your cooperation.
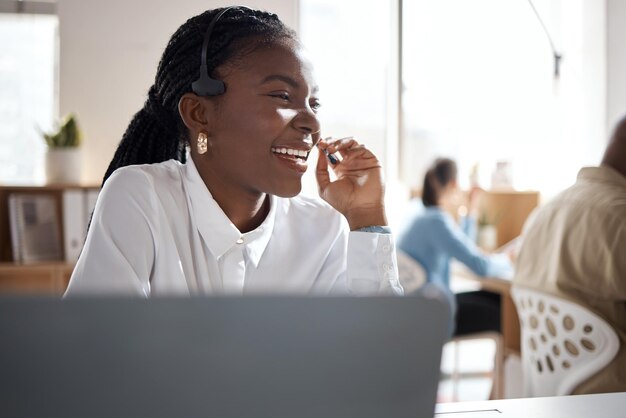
[272,183,302,198]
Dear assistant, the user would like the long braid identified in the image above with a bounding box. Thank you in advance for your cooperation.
[102,7,296,186]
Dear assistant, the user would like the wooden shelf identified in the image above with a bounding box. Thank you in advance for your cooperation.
[0,184,98,294]
[0,262,74,294]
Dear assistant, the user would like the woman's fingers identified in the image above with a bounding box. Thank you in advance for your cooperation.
[315,136,383,189]
[325,137,358,156]
[315,143,331,192]
[314,136,386,229]
[319,137,380,171]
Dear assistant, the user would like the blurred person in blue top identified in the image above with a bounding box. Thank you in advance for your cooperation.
[398,158,513,336]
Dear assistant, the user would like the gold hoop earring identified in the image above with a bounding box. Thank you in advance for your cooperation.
[197,132,208,154]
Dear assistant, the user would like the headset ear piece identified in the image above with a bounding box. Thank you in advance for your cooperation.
[192,68,225,96]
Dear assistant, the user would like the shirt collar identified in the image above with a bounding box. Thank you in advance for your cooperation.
[183,157,275,267]
[578,165,626,188]
[243,194,276,268]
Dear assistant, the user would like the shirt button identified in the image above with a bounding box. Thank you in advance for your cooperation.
[382,244,391,252]
[236,238,244,244]
[384,264,393,272]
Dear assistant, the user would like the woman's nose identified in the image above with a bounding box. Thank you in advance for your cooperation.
[293,107,321,135]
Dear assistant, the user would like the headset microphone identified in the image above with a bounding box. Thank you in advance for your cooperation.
[191,6,250,96]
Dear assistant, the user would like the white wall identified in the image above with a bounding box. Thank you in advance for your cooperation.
[607,0,626,131]
[58,0,298,184]
[57,0,626,184]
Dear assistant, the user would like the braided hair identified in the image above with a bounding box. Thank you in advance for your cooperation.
[422,158,458,207]
[102,7,297,186]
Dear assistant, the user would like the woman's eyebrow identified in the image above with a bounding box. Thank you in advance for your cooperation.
[260,74,319,94]
[261,74,299,88]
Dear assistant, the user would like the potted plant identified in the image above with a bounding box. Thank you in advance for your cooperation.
[42,113,83,184]
[477,210,501,251]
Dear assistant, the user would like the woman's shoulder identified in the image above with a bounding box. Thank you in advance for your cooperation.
[107,160,183,184]
[406,206,456,232]
[105,160,183,186]
[409,206,448,221]
[101,160,184,201]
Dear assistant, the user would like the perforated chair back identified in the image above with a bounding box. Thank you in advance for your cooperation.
[396,250,426,293]
[511,286,619,396]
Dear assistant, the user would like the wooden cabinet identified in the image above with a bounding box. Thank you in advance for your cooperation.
[479,190,540,248]
[0,184,99,294]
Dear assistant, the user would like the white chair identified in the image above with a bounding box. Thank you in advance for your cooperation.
[396,250,426,293]
[511,286,619,397]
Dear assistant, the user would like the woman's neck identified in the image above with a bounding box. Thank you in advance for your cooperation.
[437,191,456,214]
[215,191,270,233]
[194,158,270,233]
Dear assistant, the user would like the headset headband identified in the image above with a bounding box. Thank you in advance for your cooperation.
[191,6,250,96]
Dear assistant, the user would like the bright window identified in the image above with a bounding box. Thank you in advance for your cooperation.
[300,0,606,199]
[401,0,606,196]
[299,0,393,196]
[0,12,58,184]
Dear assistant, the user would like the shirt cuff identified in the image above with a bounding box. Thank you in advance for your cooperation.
[347,231,402,295]
[356,225,392,234]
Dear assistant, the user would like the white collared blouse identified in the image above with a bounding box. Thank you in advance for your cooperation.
[65,158,402,297]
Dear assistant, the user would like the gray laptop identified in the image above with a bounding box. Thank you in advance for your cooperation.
[0,290,451,418]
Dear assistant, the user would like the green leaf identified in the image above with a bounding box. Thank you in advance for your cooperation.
[41,113,83,148]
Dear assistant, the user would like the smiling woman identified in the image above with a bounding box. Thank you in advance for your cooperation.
[64,6,403,297]
[186,39,321,204]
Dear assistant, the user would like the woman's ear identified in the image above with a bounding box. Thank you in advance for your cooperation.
[178,93,213,134]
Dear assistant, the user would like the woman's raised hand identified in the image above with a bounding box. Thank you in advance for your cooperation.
[315,137,387,230]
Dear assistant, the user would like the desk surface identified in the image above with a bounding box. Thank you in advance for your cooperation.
[435,392,626,417]
[451,261,513,293]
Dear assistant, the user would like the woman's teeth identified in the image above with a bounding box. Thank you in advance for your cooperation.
[271,147,309,160]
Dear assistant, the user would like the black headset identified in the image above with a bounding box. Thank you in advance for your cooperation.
[191,6,251,97]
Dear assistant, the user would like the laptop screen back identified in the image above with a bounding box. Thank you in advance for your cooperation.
[0,293,450,418]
